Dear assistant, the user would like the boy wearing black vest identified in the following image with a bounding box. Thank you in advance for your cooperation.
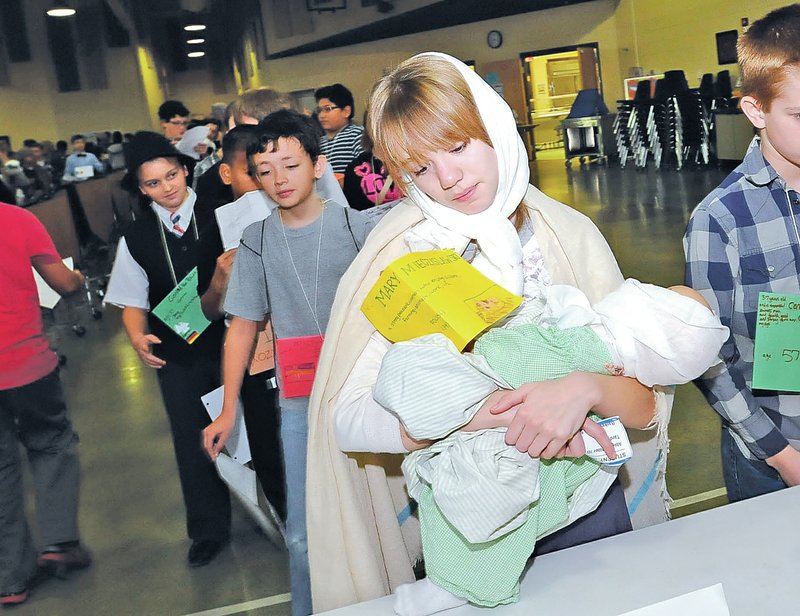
[105,132,230,567]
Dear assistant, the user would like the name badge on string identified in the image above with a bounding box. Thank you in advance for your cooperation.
[152,267,211,344]
[275,335,324,398]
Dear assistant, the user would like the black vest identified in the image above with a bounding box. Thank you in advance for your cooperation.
[125,207,224,364]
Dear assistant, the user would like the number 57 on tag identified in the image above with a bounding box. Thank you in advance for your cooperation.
[753,292,800,392]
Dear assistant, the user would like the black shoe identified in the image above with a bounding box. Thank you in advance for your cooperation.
[187,539,226,568]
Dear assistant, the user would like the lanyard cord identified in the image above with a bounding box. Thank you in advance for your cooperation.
[157,213,199,287]
[279,202,326,336]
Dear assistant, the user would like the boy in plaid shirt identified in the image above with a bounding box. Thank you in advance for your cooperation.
[684,4,800,501]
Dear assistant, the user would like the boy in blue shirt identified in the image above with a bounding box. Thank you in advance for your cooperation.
[202,110,372,616]
[684,4,800,501]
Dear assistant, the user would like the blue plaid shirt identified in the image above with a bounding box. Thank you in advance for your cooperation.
[684,137,800,461]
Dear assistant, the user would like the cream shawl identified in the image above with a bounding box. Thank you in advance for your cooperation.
[306,185,673,613]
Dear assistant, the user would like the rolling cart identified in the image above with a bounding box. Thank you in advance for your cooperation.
[562,114,616,168]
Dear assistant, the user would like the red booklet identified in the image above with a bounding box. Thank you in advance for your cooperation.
[275,335,324,398]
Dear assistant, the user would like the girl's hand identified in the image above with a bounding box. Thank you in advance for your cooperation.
[400,391,520,451]
[461,389,519,432]
[490,373,615,459]
[551,417,617,459]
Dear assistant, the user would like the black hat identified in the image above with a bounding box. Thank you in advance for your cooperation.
[121,131,194,192]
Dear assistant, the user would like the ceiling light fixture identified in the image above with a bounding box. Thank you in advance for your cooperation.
[46,3,76,17]
[187,51,205,58]
[184,24,206,31]
[187,38,205,44]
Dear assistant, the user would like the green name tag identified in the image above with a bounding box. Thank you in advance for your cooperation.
[753,292,800,391]
[152,267,211,344]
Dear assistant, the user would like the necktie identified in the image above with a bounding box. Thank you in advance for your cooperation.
[170,213,185,236]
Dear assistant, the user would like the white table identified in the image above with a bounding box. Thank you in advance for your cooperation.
[320,486,800,615]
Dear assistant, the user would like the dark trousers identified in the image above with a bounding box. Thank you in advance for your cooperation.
[156,354,230,542]
[533,477,632,556]
[721,428,787,502]
[0,369,80,592]
[241,370,286,521]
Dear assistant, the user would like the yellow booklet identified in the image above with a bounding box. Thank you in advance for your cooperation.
[361,249,523,350]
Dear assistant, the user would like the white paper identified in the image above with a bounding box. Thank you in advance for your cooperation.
[582,415,633,467]
[616,584,730,616]
[201,385,251,464]
[175,125,211,160]
[215,453,285,549]
[74,165,95,179]
[214,190,273,251]
[34,257,74,309]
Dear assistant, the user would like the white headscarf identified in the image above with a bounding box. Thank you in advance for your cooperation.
[402,52,530,294]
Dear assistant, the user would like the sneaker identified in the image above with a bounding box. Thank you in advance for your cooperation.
[0,588,29,607]
[37,543,92,579]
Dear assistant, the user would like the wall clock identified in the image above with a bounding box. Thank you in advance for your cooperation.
[487,29,503,49]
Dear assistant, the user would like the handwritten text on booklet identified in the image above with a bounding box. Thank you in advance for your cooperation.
[152,267,211,344]
[361,249,522,350]
[753,292,800,392]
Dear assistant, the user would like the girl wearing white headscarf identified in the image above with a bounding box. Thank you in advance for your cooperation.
[304,53,674,614]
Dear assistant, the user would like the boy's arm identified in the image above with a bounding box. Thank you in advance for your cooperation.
[202,230,268,459]
[196,225,231,321]
[31,255,84,296]
[684,206,792,469]
[199,248,236,320]
[202,316,258,459]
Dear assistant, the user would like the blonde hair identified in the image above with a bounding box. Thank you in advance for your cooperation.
[738,4,800,109]
[229,87,292,125]
[367,54,527,228]
[367,56,491,191]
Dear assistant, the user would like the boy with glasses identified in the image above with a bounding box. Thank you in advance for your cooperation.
[159,100,192,145]
[314,83,363,174]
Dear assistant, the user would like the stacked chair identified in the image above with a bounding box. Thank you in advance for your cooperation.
[676,88,711,166]
[614,69,714,170]
[613,80,652,168]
